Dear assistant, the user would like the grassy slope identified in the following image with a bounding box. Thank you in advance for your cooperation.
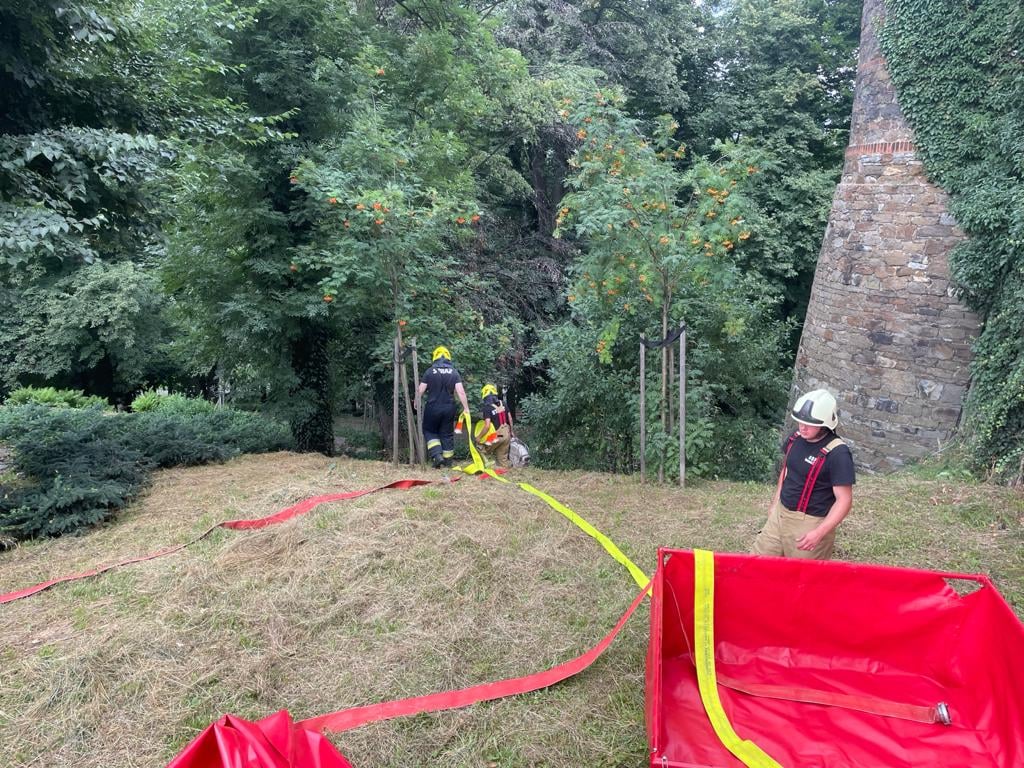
[0,453,1020,768]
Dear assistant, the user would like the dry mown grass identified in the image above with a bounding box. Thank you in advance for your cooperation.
[1,453,1021,768]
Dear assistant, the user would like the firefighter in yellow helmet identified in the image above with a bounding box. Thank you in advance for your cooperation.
[473,383,513,468]
[753,389,856,560]
[416,346,471,468]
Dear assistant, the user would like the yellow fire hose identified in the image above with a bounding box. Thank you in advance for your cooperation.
[455,413,780,768]
[694,549,782,768]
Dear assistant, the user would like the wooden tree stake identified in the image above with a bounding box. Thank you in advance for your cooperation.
[410,338,425,466]
[679,325,686,488]
[392,335,400,465]
[640,335,646,483]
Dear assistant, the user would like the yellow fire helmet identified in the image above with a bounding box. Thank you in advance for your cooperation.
[432,345,452,362]
[481,383,498,399]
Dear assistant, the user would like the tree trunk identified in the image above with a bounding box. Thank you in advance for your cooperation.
[640,337,646,483]
[392,335,400,465]
[527,131,572,254]
[410,337,425,466]
[530,144,558,239]
[289,321,334,454]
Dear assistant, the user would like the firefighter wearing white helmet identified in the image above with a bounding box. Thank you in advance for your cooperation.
[416,345,471,468]
[752,388,855,560]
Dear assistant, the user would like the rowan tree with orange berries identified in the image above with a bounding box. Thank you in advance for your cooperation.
[544,88,790,478]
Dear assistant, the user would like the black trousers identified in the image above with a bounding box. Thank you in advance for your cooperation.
[422,402,457,461]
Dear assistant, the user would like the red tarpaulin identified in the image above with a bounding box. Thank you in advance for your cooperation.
[646,549,1024,768]
[166,711,352,768]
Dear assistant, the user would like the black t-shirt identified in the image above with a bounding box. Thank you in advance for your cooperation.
[481,394,509,427]
[779,431,856,517]
[421,361,462,408]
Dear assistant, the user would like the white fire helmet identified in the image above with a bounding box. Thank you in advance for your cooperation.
[791,389,839,431]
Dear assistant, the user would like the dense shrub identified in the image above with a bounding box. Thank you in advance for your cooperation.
[0,406,144,538]
[128,390,163,412]
[127,409,292,467]
[4,387,109,410]
[521,323,639,473]
[130,390,216,415]
[523,299,789,481]
[0,404,293,540]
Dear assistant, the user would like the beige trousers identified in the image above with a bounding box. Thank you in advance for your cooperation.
[480,424,512,468]
[752,507,836,560]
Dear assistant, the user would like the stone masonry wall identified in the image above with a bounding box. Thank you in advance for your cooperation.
[791,0,980,472]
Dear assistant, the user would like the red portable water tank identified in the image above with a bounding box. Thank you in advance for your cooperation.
[645,549,1024,767]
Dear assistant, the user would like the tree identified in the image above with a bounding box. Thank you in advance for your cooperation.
[0,0,253,401]
[525,90,791,479]
[498,0,711,117]
[686,0,861,342]
[167,0,546,453]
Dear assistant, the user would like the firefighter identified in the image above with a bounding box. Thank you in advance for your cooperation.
[753,389,856,560]
[474,383,513,468]
[416,345,471,468]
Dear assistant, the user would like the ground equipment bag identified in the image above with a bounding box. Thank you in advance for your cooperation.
[508,436,530,467]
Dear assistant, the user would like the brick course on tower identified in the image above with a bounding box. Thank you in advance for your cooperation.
[790,0,979,471]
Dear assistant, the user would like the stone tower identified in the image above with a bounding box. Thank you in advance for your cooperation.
[791,0,979,471]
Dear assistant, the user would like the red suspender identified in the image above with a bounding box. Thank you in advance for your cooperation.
[783,433,797,461]
[797,447,828,512]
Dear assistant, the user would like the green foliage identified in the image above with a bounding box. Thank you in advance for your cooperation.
[498,0,709,116]
[126,409,292,468]
[0,129,173,400]
[130,390,215,415]
[2,0,862,479]
[294,3,547,377]
[0,405,146,538]
[521,322,638,472]
[503,0,860,344]
[334,419,385,459]
[881,0,1024,483]
[1,261,177,401]
[523,311,788,480]
[686,0,861,334]
[523,89,790,479]
[159,0,369,451]
[165,0,548,453]
[0,403,292,539]
[4,387,108,409]
[129,390,162,412]
[555,90,768,336]
[0,0,253,402]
